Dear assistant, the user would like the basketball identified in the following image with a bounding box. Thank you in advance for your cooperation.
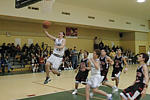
[42,21,51,29]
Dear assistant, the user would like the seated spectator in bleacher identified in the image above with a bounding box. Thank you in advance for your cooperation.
[10,43,16,57]
[31,55,39,73]
[5,55,13,73]
[39,55,45,72]
[16,44,21,53]
[22,43,28,52]
[6,43,11,57]
[20,52,26,68]
[0,55,6,74]
[43,48,48,57]
[64,56,73,70]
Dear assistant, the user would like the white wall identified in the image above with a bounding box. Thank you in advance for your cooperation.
[0,0,149,32]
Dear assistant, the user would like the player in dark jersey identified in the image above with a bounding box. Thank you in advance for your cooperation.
[120,53,149,100]
[100,49,114,82]
[72,50,91,95]
[111,49,128,89]
[100,49,119,93]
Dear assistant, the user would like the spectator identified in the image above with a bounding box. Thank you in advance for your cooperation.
[20,52,26,68]
[10,43,16,57]
[109,50,116,60]
[71,46,78,69]
[99,41,104,50]
[22,44,28,52]
[65,48,71,58]
[0,55,5,74]
[94,37,99,49]
[78,49,84,63]
[16,44,21,53]
[39,55,45,72]
[0,54,2,72]
[31,55,39,73]
[5,55,13,73]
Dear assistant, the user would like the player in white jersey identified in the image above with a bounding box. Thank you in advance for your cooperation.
[85,49,112,100]
[43,29,66,84]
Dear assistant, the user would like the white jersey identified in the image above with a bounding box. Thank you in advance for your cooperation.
[90,58,101,76]
[53,38,65,56]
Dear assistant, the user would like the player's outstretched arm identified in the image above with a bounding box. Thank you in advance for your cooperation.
[43,29,56,41]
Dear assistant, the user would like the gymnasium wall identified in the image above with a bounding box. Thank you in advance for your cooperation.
[135,32,148,54]
[0,0,149,32]
[0,19,120,52]
[120,32,149,54]
[120,32,135,53]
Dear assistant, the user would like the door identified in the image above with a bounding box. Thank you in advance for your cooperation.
[139,46,146,53]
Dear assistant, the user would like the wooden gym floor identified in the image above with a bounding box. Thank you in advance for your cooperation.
[0,64,150,100]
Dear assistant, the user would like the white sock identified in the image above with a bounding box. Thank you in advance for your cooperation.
[131,91,140,100]
[107,94,112,98]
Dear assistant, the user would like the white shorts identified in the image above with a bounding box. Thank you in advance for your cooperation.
[87,75,103,88]
[47,54,63,70]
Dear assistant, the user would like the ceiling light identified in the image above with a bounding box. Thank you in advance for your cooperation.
[137,0,146,3]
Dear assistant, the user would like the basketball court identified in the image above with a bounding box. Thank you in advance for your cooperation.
[0,65,150,100]
[0,0,150,100]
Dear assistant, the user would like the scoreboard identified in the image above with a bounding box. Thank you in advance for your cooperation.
[15,0,42,8]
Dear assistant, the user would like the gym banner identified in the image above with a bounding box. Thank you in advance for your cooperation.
[66,27,78,38]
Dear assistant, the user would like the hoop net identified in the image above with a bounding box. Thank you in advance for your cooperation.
[40,0,55,13]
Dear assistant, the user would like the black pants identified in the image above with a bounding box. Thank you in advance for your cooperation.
[1,65,5,73]
[122,82,145,100]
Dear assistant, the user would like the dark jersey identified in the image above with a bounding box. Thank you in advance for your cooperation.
[136,65,145,84]
[113,55,123,72]
[121,65,146,100]
[99,56,109,76]
[75,58,89,83]
[79,58,89,73]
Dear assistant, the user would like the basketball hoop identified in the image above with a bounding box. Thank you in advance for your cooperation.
[40,0,55,13]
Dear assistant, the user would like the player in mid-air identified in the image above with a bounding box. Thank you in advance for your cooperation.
[120,53,149,100]
[43,28,66,84]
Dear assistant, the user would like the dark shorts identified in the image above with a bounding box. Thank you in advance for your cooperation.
[102,75,108,82]
[120,82,145,100]
[101,70,108,82]
[111,68,122,78]
[75,71,88,84]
